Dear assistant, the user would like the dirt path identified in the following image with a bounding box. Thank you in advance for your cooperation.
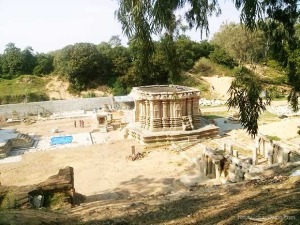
[201,76,234,100]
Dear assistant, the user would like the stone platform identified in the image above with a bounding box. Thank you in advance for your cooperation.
[127,123,219,145]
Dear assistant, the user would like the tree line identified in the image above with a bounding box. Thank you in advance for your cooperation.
[2,21,298,98]
[0,34,230,94]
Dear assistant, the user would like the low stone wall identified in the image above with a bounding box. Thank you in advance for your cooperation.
[254,134,297,166]
[0,97,114,118]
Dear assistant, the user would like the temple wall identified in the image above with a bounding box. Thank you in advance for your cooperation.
[136,96,201,132]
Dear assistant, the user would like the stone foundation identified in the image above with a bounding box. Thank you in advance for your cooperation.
[127,124,219,145]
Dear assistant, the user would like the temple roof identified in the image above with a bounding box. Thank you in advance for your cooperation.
[129,85,200,100]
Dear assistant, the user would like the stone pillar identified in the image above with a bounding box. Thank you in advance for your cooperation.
[223,143,226,152]
[229,144,233,155]
[233,150,239,158]
[282,149,289,163]
[135,101,140,122]
[266,141,273,159]
[192,97,199,115]
[207,157,212,175]
[267,149,274,165]
[169,99,174,128]
[204,155,208,175]
[252,147,258,165]
[181,99,186,116]
[134,101,139,122]
[131,145,135,155]
[213,160,221,179]
[145,100,150,129]
[255,137,260,154]
[162,100,169,129]
[277,147,283,163]
[149,101,154,130]
[186,98,192,116]
[262,140,266,157]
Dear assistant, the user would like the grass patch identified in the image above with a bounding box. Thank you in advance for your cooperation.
[266,135,281,141]
[0,75,47,96]
[202,115,224,120]
[179,73,212,98]
[43,192,69,210]
[258,111,281,124]
[191,58,235,77]
[201,109,235,118]
[0,75,49,104]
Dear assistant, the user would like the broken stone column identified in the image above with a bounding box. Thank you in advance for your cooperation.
[255,137,260,154]
[213,160,221,179]
[131,145,135,155]
[282,149,290,163]
[252,147,258,165]
[228,164,236,182]
[203,155,208,175]
[233,150,239,157]
[228,144,233,155]
[223,143,226,152]
[267,149,274,165]
[236,167,245,182]
[207,157,212,175]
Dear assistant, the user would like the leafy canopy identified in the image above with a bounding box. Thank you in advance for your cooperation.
[116,0,299,137]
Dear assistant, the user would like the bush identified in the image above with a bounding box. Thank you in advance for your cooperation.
[0,92,49,104]
[209,47,237,68]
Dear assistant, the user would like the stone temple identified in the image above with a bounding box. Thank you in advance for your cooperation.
[127,85,219,144]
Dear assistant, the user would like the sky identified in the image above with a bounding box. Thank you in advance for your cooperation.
[0,0,240,53]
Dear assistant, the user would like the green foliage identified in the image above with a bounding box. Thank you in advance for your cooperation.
[266,135,281,141]
[227,67,270,137]
[21,47,36,74]
[1,43,25,78]
[0,75,49,104]
[267,86,286,99]
[53,43,108,91]
[33,53,54,76]
[0,44,38,78]
[209,46,237,69]
[211,23,266,64]
[192,58,234,77]
[175,36,214,71]
[43,192,68,209]
[82,91,96,98]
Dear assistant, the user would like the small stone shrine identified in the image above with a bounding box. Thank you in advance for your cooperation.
[127,85,219,144]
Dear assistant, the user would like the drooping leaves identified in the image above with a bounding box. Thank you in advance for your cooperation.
[227,67,271,137]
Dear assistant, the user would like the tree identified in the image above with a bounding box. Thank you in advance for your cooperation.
[109,35,122,47]
[33,53,54,76]
[211,23,266,64]
[53,43,107,91]
[21,46,36,74]
[209,46,237,68]
[227,67,270,137]
[1,43,24,78]
[116,0,299,137]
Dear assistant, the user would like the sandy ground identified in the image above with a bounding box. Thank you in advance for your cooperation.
[1,109,299,200]
[0,139,194,199]
[0,74,299,204]
[0,116,198,200]
[202,76,234,99]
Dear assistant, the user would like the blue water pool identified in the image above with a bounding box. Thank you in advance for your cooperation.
[50,135,73,146]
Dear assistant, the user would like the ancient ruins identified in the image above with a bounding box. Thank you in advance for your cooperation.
[127,85,219,144]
